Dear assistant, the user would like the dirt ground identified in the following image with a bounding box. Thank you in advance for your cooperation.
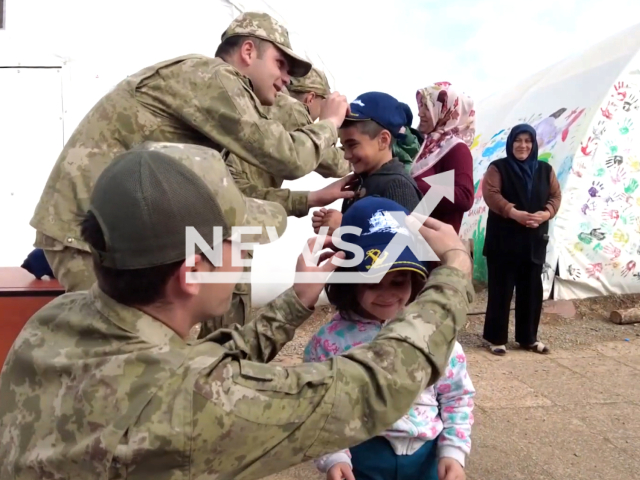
[262,282,640,480]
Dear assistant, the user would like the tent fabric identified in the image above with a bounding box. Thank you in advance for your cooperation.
[460,22,640,300]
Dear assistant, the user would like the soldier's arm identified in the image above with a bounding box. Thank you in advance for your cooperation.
[147,58,337,180]
[282,102,351,179]
[314,148,352,179]
[226,152,310,218]
[213,288,314,364]
[190,267,473,478]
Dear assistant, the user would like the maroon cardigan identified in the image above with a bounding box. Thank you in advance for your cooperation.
[413,142,474,234]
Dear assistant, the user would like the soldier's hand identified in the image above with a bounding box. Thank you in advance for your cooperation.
[319,92,349,129]
[327,462,355,480]
[406,214,472,277]
[308,173,357,208]
[293,236,345,309]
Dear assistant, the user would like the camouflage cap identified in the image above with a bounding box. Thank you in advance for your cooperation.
[221,11,312,78]
[88,143,287,270]
[289,67,331,97]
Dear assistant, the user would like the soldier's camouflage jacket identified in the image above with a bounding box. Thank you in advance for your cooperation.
[0,267,473,479]
[30,55,338,253]
[226,92,351,218]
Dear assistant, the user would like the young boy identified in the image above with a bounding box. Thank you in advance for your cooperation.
[312,91,423,235]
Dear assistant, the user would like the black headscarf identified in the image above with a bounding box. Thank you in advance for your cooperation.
[506,123,539,197]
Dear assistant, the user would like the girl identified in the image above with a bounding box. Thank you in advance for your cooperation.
[304,196,475,480]
[481,123,562,356]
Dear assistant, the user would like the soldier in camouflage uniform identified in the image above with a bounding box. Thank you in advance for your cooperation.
[222,67,353,332]
[1,145,475,479]
[29,11,350,330]
[226,67,351,219]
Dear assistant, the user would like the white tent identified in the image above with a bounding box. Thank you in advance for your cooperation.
[0,0,339,305]
[460,21,640,300]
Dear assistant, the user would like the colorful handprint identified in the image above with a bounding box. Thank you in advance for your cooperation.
[613,81,628,101]
[610,166,627,185]
[567,264,582,280]
[578,232,593,245]
[592,120,607,140]
[605,141,618,155]
[623,94,638,112]
[613,230,630,245]
[622,261,637,277]
[606,155,624,168]
[602,210,620,226]
[588,181,604,197]
[604,244,621,260]
[586,263,603,278]
[618,118,634,135]
[625,179,639,195]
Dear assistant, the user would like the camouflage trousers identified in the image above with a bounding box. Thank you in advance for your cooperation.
[43,241,250,335]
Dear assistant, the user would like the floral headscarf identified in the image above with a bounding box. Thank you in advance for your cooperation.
[410,82,476,178]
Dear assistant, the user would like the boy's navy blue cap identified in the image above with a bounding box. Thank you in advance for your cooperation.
[344,92,409,137]
[339,196,427,278]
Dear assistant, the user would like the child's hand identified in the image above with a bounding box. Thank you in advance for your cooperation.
[327,462,355,480]
[438,458,465,480]
[312,209,342,236]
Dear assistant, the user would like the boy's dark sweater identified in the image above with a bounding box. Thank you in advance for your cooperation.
[341,158,423,213]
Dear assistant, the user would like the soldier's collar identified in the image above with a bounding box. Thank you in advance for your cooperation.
[91,284,190,350]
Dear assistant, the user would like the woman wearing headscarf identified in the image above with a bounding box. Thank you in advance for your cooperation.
[481,124,562,356]
[410,82,476,234]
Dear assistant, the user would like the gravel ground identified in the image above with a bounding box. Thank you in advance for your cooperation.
[270,281,640,364]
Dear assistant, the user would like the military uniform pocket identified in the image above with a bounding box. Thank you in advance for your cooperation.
[230,360,332,426]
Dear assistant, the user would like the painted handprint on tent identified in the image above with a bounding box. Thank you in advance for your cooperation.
[578,232,593,245]
[589,228,606,241]
[613,82,628,101]
[542,262,553,281]
[592,120,607,140]
[580,137,595,157]
[561,108,585,142]
[624,178,639,195]
[622,261,637,277]
[588,181,604,198]
[581,199,596,215]
[618,118,634,135]
[623,94,639,112]
[604,244,621,260]
[610,167,627,185]
[586,263,603,278]
[567,264,582,280]
[606,155,624,168]
[605,141,618,155]
[601,102,615,120]
[613,229,630,245]
[602,209,620,226]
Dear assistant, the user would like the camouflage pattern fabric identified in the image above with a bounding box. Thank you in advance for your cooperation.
[288,66,331,97]
[0,266,473,479]
[225,92,350,218]
[222,12,311,78]
[30,54,337,256]
[41,236,96,291]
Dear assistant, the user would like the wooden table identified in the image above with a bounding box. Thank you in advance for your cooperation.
[0,267,65,368]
